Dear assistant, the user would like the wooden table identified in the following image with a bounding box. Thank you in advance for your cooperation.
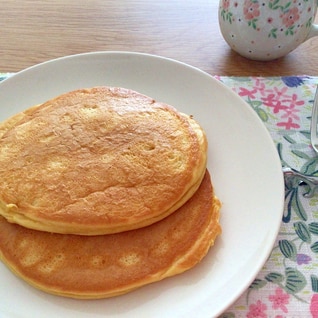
[1,0,318,76]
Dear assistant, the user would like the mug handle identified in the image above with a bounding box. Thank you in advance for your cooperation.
[307,23,318,39]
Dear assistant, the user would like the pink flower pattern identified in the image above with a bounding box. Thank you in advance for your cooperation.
[269,288,290,313]
[281,7,300,28]
[247,300,267,318]
[233,77,304,129]
[221,0,231,10]
[311,294,318,318]
[243,0,260,20]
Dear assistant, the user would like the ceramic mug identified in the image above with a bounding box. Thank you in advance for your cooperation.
[218,0,318,61]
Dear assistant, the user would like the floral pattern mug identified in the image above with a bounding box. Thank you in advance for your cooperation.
[218,0,318,60]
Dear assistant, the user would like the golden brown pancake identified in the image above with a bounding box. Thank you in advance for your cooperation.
[0,171,221,299]
[0,87,207,235]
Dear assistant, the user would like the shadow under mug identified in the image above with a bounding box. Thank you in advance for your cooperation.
[218,0,318,61]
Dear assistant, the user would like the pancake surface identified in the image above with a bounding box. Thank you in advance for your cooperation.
[0,87,207,235]
[0,171,221,299]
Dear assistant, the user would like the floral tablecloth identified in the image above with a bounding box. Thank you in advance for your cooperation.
[0,73,318,318]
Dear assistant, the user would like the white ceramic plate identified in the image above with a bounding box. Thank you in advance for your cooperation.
[0,52,284,318]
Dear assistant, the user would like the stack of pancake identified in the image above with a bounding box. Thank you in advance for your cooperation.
[0,86,221,299]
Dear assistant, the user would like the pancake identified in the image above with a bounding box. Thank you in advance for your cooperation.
[0,171,221,299]
[0,87,207,235]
